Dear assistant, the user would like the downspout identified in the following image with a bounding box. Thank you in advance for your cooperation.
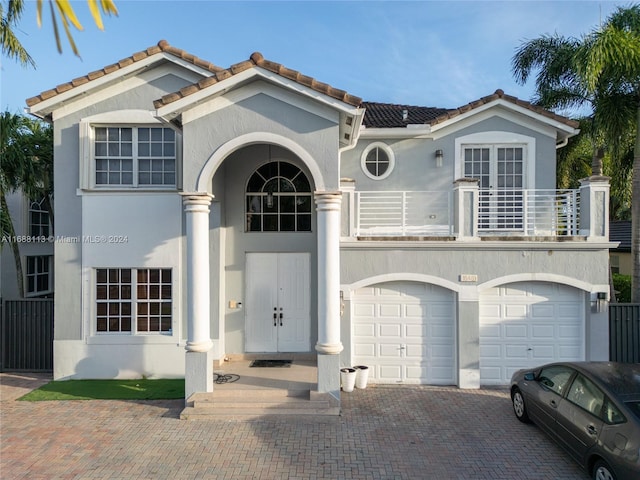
[556,137,569,149]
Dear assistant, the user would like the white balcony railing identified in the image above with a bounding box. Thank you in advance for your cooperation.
[477,189,580,236]
[354,191,453,236]
[351,188,583,238]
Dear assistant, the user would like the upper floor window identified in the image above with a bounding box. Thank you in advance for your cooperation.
[361,142,395,180]
[463,145,524,190]
[26,255,52,296]
[94,127,176,187]
[246,161,312,232]
[29,197,50,237]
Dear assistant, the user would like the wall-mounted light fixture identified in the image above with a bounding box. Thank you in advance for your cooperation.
[591,291,608,312]
[435,149,444,168]
[267,191,274,209]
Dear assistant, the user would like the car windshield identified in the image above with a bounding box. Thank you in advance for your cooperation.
[626,401,640,420]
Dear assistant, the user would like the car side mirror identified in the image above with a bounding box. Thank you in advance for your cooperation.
[524,372,536,382]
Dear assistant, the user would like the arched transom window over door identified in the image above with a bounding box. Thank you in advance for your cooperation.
[246,161,312,232]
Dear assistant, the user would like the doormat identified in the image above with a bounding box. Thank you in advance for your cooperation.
[249,359,292,368]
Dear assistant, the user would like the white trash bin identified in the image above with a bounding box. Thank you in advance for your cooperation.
[340,367,357,392]
[354,365,369,389]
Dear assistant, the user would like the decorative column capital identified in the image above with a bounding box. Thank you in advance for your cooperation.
[314,191,342,210]
[181,192,214,212]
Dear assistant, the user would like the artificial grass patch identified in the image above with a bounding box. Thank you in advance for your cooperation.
[18,378,184,401]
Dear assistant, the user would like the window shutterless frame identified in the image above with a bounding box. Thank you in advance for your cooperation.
[360,142,395,180]
[90,125,178,189]
[95,267,173,335]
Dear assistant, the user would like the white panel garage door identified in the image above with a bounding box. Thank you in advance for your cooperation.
[352,281,456,385]
[480,282,584,385]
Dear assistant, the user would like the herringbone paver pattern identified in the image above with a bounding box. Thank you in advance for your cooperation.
[1,373,586,479]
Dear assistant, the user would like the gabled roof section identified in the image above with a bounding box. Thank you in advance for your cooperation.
[361,102,450,128]
[361,90,580,131]
[430,89,580,129]
[153,52,362,109]
[26,40,223,110]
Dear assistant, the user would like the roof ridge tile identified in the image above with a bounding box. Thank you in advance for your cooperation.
[26,40,224,108]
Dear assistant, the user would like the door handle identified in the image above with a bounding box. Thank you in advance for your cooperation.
[587,425,598,436]
[273,308,277,326]
[550,400,558,408]
[279,308,283,326]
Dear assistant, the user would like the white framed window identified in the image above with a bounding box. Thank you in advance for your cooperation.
[29,197,50,237]
[26,255,52,296]
[361,142,395,180]
[95,268,172,334]
[463,144,525,190]
[93,126,176,187]
[245,161,312,232]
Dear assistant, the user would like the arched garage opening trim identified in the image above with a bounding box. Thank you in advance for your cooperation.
[478,273,599,293]
[195,132,325,193]
[342,273,460,299]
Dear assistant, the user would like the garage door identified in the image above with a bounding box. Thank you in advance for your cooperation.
[352,281,456,384]
[480,282,584,385]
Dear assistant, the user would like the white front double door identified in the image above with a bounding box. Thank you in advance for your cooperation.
[245,253,311,352]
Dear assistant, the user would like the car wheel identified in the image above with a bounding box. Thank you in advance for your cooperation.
[592,460,616,480]
[512,388,530,423]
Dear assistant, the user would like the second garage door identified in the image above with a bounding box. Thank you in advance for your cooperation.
[352,281,456,385]
[479,282,585,385]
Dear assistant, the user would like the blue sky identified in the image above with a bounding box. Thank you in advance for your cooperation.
[0,0,626,117]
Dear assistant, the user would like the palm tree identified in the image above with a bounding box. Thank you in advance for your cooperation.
[512,5,640,301]
[1,112,53,297]
[1,0,35,67]
[1,0,118,65]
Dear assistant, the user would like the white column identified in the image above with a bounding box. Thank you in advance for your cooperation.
[183,193,214,352]
[315,192,343,354]
[315,192,343,397]
[182,193,214,401]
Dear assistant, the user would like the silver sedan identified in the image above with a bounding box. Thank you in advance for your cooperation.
[510,362,640,480]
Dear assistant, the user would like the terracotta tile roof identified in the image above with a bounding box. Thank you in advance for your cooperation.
[26,40,224,107]
[153,51,362,109]
[361,102,450,128]
[429,89,580,129]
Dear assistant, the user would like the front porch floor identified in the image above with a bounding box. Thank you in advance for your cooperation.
[181,354,341,419]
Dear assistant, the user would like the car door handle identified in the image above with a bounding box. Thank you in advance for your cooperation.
[550,399,558,409]
[587,425,598,436]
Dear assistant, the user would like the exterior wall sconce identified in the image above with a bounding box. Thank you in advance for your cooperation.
[591,291,608,312]
[435,149,444,168]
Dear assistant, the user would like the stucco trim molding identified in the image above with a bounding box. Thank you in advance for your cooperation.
[341,273,462,299]
[195,132,325,192]
[477,273,595,293]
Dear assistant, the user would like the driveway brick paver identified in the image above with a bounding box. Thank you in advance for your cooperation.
[1,373,586,479]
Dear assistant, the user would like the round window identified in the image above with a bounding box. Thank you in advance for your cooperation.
[361,143,395,180]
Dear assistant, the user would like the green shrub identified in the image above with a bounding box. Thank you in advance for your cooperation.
[612,273,631,303]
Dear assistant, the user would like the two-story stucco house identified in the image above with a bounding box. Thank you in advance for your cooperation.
[26,40,612,403]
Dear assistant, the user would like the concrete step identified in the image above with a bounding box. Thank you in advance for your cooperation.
[180,405,341,419]
[181,390,340,419]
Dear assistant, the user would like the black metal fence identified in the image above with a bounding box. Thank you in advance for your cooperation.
[0,299,54,371]
[609,304,640,363]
